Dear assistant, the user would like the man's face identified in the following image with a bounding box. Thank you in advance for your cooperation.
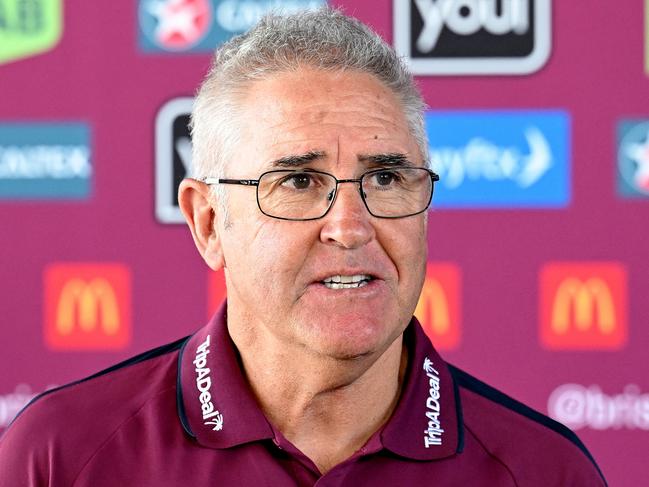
[216,68,428,360]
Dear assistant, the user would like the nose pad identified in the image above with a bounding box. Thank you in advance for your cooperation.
[320,183,375,248]
[324,182,371,221]
[327,186,364,202]
[331,182,369,213]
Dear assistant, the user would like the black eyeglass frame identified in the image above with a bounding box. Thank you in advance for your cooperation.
[199,166,440,221]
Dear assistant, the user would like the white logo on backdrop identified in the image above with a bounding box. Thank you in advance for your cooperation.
[413,0,530,53]
[431,127,551,189]
[0,146,91,179]
[215,0,324,33]
[393,0,551,75]
[0,384,58,429]
[548,384,649,431]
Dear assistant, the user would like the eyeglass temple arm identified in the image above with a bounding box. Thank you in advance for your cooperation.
[200,169,438,186]
[199,177,259,186]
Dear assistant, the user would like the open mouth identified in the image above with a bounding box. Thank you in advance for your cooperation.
[321,274,374,290]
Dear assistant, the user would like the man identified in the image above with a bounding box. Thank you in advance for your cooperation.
[0,8,606,486]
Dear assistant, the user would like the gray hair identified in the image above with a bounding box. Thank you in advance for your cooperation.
[190,7,428,208]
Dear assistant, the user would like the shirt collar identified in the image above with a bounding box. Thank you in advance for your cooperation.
[379,317,464,460]
[177,306,463,459]
[177,303,274,449]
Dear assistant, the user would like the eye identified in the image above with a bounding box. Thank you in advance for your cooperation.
[371,169,402,187]
[281,172,315,190]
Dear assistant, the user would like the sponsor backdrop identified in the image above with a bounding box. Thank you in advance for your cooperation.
[1,0,647,484]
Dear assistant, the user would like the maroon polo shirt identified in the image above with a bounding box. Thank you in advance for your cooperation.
[0,307,606,486]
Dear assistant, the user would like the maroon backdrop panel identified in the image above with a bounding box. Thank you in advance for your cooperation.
[1,1,647,485]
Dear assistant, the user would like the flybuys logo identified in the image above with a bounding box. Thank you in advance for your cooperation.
[139,0,325,53]
[548,384,649,431]
[617,120,649,198]
[393,0,551,75]
[0,123,91,199]
[194,335,224,431]
[0,0,62,65]
[427,110,570,208]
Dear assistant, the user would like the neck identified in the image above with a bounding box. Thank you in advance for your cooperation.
[228,316,408,474]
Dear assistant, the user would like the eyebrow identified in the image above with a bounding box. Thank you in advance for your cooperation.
[270,151,326,167]
[358,153,414,167]
[268,151,415,169]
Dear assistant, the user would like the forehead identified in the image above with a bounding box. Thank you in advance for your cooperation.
[231,68,420,173]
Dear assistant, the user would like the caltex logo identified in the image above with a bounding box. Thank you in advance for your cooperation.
[0,122,92,200]
[414,263,461,350]
[617,120,649,198]
[140,0,212,51]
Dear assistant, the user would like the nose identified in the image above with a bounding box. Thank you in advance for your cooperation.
[319,182,375,249]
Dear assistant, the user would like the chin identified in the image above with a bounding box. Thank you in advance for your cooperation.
[319,340,377,361]
[301,316,399,361]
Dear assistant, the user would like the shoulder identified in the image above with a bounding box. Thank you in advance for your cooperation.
[0,336,188,487]
[450,365,608,487]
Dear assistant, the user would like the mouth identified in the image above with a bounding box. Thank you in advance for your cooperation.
[321,274,375,290]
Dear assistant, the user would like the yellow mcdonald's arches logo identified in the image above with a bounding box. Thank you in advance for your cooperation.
[415,278,450,336]
[56,278,120,335]
[551,278,616,335]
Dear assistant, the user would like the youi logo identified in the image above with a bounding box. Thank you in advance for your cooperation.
[393,0,551,75]
[426,111,571,208]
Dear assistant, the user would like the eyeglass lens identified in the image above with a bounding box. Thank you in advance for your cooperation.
[257,168,433,220]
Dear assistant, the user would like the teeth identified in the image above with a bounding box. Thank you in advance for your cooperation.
[323,274,371,283]
[324,281,369,290]
[322,274,372,289]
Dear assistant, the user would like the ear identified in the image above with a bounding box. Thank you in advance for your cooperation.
[178,179,225,271]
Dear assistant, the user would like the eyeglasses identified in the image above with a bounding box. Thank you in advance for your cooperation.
[199,166,440,221]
